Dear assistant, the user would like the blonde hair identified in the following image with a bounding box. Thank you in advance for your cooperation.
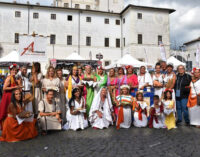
[46,66,56,79]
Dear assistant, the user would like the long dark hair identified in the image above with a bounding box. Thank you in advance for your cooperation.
[69,88,82,108]
[11,89,23,109]
[164,91,172,100]
[34,62,41,73]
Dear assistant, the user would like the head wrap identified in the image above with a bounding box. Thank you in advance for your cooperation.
[120,85,130,90]
[9,63,19,70]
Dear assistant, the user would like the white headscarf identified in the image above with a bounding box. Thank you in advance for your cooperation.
[89,87,113,123]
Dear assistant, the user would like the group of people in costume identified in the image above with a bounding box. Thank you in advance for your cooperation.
[0,60,200,142]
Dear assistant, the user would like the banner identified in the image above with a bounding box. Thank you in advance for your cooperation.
[159,41,167,61]
[196,44,200,67]
[19,35,48,62]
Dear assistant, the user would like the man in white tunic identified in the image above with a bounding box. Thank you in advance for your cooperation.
[18,65,35,122]
[89,87,114,129]
[38,88,62,133]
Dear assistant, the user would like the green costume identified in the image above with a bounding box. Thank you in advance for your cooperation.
[84,74,95,115]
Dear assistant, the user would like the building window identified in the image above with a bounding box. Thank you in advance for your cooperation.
[138,58,144,62]
[51,14,56,20]
[105,38,109,47]
[123,38,125,47]
[15,11,21,18]
[50,34,56,44]
[75,4,80,9]
[86,5,90,10]
[33,13,39,19]
[68,15,73,21]
[105,18,109,24]
[116,19,120,25]
[67,35,72,45]
[86,37,91,46]
[123,18,125,24]
[116,38,120,48]
[137,13,142,19]
[86,17,91,22]
[14,33,19,43]
[138,34,142,44]
[64,3,69,8]
[158,35,162,45]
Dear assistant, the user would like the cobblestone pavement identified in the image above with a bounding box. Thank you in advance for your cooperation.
[0,125,200,157]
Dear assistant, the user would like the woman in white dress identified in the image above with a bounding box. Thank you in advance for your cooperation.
[115,85,135,129]
[187,68,200,127]
[152,63,164,99]
[138,66,153,92]
[89,87,115,129]
[133,92,148,127]
[64,88,88,131]
[29,62,43,115]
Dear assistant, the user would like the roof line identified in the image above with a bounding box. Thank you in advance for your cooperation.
[0,2,175,15]
[183,37,200,45]
[121,4,175,14]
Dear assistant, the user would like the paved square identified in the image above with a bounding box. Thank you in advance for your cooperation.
[0,125,200,157]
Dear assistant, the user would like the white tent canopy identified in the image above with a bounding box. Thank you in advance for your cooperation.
[167,56,186,68]
[65,52,86,60]
[0,50,21,62]
[105,54,147,69]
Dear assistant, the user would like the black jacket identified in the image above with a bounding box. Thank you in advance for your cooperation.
[175,73,192,98]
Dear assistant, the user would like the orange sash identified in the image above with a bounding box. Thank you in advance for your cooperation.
[187,90,197,108]
[116,106,124,129]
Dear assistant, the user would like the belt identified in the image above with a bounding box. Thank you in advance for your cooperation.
[23,90,31,93]
[8,114,14,117]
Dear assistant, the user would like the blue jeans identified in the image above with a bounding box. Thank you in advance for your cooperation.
[176,98,190,123]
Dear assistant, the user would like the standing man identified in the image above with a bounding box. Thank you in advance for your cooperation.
[175,65,191,125]
[160,60,167,74]
[20,65,33,114]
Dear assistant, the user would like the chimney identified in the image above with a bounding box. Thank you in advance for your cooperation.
[36,2,40,6]
[13,0,17,3]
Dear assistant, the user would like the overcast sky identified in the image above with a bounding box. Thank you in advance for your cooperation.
[1,0,199,48]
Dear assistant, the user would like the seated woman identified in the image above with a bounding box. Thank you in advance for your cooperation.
[64,88,88,131]
[149,95,165,129]
[115,85,135,129]
[38,88,62,134]
[89,87,115,129]
[0,89,38,142]
[133,92,148,127]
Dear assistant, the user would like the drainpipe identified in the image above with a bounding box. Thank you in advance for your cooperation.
[78,11,81,55]
[120,15,123,57]
[28,6,30,34]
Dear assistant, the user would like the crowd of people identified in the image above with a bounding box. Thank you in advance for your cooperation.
[0,60,200,142]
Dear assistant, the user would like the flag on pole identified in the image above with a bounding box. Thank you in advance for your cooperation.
[196,44,200,67]
[159,41,167,61]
